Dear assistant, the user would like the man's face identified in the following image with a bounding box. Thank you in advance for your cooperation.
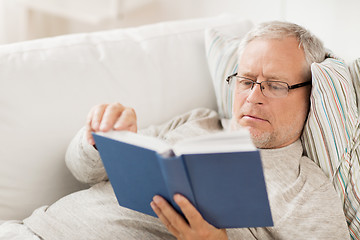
[231,37,311,149]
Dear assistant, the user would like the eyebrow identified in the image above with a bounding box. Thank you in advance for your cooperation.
[265,74,289,82]
[238,72,290,82]
[238,72,256,79]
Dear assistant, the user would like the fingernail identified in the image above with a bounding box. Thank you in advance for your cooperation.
[153,195,161,204]
[114,122,121,129]
[100,123,107,131]
[150,201,159,213]
[93,122,99,130]
[174,194,182,202]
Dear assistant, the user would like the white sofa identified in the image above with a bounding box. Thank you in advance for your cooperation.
[0,15,253,221]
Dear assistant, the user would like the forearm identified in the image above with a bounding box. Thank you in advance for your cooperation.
[65,126,108,185]
[65,108,220,185]
[139,108,222,144]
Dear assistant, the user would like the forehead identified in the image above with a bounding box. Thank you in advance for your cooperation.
[238,37,307,83]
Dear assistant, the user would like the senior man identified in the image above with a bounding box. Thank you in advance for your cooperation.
[0,21,350,240]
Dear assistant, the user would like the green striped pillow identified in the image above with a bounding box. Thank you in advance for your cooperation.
[205,29,360,238]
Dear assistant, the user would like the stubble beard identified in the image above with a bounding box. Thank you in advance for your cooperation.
[230,117,303,149]
[230,118,272,148]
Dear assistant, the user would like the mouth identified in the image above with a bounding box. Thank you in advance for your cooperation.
[241,114,268,122]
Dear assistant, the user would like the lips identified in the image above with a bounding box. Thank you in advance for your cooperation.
[241,114,269,122]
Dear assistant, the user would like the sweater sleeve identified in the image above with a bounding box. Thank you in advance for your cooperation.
[65,108,222,185]
[65,126,107,185]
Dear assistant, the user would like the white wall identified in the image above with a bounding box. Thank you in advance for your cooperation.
[0,0,28,43]
[284,0,360,62]
[146,0,359,61]
[0,0,359,61]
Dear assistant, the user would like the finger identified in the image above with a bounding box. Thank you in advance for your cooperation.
[114,107,137,132]
[150,201,180,237]
[152,195,190,233]
[86,125,95,146]
[86,105,104,145]
[99,103,125,131]
[90,104,108,131]
[128,124,138,133]
[174,194,205,229]
[86,106,95,129]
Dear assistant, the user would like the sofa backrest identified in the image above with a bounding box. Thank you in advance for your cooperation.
[0,15,252,220]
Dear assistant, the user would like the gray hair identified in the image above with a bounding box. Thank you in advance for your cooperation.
[238,21,326,79]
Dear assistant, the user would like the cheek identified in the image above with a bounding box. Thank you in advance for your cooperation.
[232,92,246,115]
[278,101,308,129]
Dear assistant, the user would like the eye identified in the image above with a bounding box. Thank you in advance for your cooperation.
[237,79,254,89]
[241,80,253,86]
[266,81,288,91]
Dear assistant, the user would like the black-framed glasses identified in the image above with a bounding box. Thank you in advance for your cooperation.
[226,73,311,98]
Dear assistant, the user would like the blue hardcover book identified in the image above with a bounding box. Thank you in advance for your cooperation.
[92,129,273,229]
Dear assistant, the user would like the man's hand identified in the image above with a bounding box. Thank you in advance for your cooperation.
[151,194,228,240]
[86,102,137,145]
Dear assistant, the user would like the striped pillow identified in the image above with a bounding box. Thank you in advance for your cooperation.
[205,27,248,119]
[349,58,360,112]
[301,58,359,239]
[205,29,360,238]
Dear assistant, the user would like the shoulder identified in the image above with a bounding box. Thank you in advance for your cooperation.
[166,107,221,130]
[299,156,334,192]
[140,108,223,145]
[163,108,223,142]
[171,108,220,123]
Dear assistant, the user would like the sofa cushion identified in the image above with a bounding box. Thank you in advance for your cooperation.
[205,28,360,238]
[0,15,252,220]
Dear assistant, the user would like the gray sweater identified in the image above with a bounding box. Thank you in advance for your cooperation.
[23,108,349,239]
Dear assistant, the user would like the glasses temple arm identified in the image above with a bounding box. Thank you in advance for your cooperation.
[288,81,312,89]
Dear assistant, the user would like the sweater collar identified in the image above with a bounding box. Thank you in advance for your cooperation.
[259,140,304,182]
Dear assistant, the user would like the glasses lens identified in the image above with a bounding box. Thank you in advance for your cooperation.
[236,79,254,91]
[262,81,289,98]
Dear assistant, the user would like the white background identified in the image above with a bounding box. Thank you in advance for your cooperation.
[0,0,359,61]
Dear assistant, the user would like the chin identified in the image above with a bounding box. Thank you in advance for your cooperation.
[249,130,274,149]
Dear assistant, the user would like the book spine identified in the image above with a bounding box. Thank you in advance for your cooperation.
[157,154,197,214]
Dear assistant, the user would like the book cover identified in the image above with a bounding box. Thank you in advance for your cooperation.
[92,130,273,229]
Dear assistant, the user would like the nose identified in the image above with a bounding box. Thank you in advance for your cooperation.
[246,82,265,104]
